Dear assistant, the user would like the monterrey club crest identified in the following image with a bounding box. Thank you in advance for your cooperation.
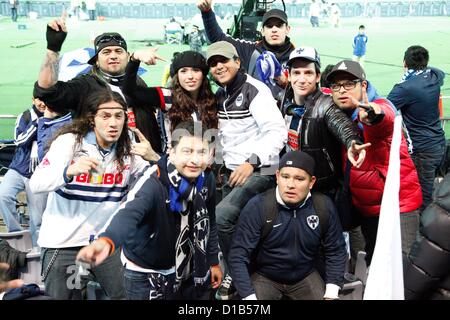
[306,215,319,230]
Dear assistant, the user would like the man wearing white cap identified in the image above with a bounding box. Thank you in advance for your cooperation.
[281,46,369,200]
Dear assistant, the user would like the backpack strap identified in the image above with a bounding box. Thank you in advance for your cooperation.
[260,189,330,240]
[311,192,330,239]
[260,188,279,241]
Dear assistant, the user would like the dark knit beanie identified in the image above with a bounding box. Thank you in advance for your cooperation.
[170,51,209,77]
[87,32,127,65]
[279,150,315,176]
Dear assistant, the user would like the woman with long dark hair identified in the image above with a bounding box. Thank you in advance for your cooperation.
[123,49,218,152]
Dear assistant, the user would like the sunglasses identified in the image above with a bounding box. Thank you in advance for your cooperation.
[264,21,285,29]
[208,56,235,68]
[97,35,126,47]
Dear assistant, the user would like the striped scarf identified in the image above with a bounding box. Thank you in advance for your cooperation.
[400,68,429,83]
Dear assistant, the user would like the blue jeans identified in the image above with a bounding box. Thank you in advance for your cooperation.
[0,169,46,246]
[123,269,212,300]
[411,143,446,210]
[216,172,275,270]
[41,248,125,300]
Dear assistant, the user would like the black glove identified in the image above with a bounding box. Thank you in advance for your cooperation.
[46,25,67,52]
[359,103,385,125]
[366,109,385,125]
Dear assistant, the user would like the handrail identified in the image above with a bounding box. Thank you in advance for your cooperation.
[0,115,17,119]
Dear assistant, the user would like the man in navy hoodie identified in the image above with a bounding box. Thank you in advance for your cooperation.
[388,45,446,210]
[76,121,222,300]
[229,150,346,300]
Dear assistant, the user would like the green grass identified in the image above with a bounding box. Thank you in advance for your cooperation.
[0,15,449,139]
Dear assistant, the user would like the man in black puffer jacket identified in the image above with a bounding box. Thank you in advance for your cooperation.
[403,173,450,300]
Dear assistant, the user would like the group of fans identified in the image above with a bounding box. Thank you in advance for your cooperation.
[0,0,448,301]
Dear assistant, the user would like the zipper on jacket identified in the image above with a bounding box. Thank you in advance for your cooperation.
[293,209,298,259]
[323,148,335,172]
[222,96,230,120]
[304,120,310,146]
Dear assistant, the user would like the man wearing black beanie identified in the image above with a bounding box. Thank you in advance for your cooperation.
[34,14,163,162]
[229,150,347,300]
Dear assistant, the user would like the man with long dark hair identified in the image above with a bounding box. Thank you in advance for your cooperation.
[29,89,148,299]
[33,14,162,162]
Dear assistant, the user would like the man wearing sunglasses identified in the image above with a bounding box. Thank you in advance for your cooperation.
[205,41,287,300]
[33,15,163,161]
[326,60,422,264]
[197,0,295,103]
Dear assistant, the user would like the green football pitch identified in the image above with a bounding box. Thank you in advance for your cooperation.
[0,15,449,140]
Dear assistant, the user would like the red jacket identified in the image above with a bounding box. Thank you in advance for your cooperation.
[344,98,422,217]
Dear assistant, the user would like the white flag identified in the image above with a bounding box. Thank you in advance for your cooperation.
[58,47,95,81]
[363,114,404,300]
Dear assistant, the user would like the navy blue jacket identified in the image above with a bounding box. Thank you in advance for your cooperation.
[37,112,72,161]
[100,156,219,270]
[229,191,347,298]
[9,105,43,178]
[388,67,445,152]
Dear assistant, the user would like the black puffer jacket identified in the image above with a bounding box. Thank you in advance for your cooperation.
[404,173,450,300]
[281,87,362,192]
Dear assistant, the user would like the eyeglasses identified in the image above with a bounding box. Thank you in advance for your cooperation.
[330,80,361,92]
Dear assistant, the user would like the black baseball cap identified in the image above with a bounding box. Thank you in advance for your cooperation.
[87,32,127,65]
[279,150,315,177]
[326,60,366,83]
[262,9,288,26]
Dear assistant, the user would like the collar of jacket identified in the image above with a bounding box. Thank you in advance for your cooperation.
[31,105,44,118]
[84,131,116,153]
[90,67,125,86]
[281,86,323,115]
[303,88,324,108]
[257,37,294,62]
[275,186,312,210]
[155,154,171,189]
[223,69,247,95]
